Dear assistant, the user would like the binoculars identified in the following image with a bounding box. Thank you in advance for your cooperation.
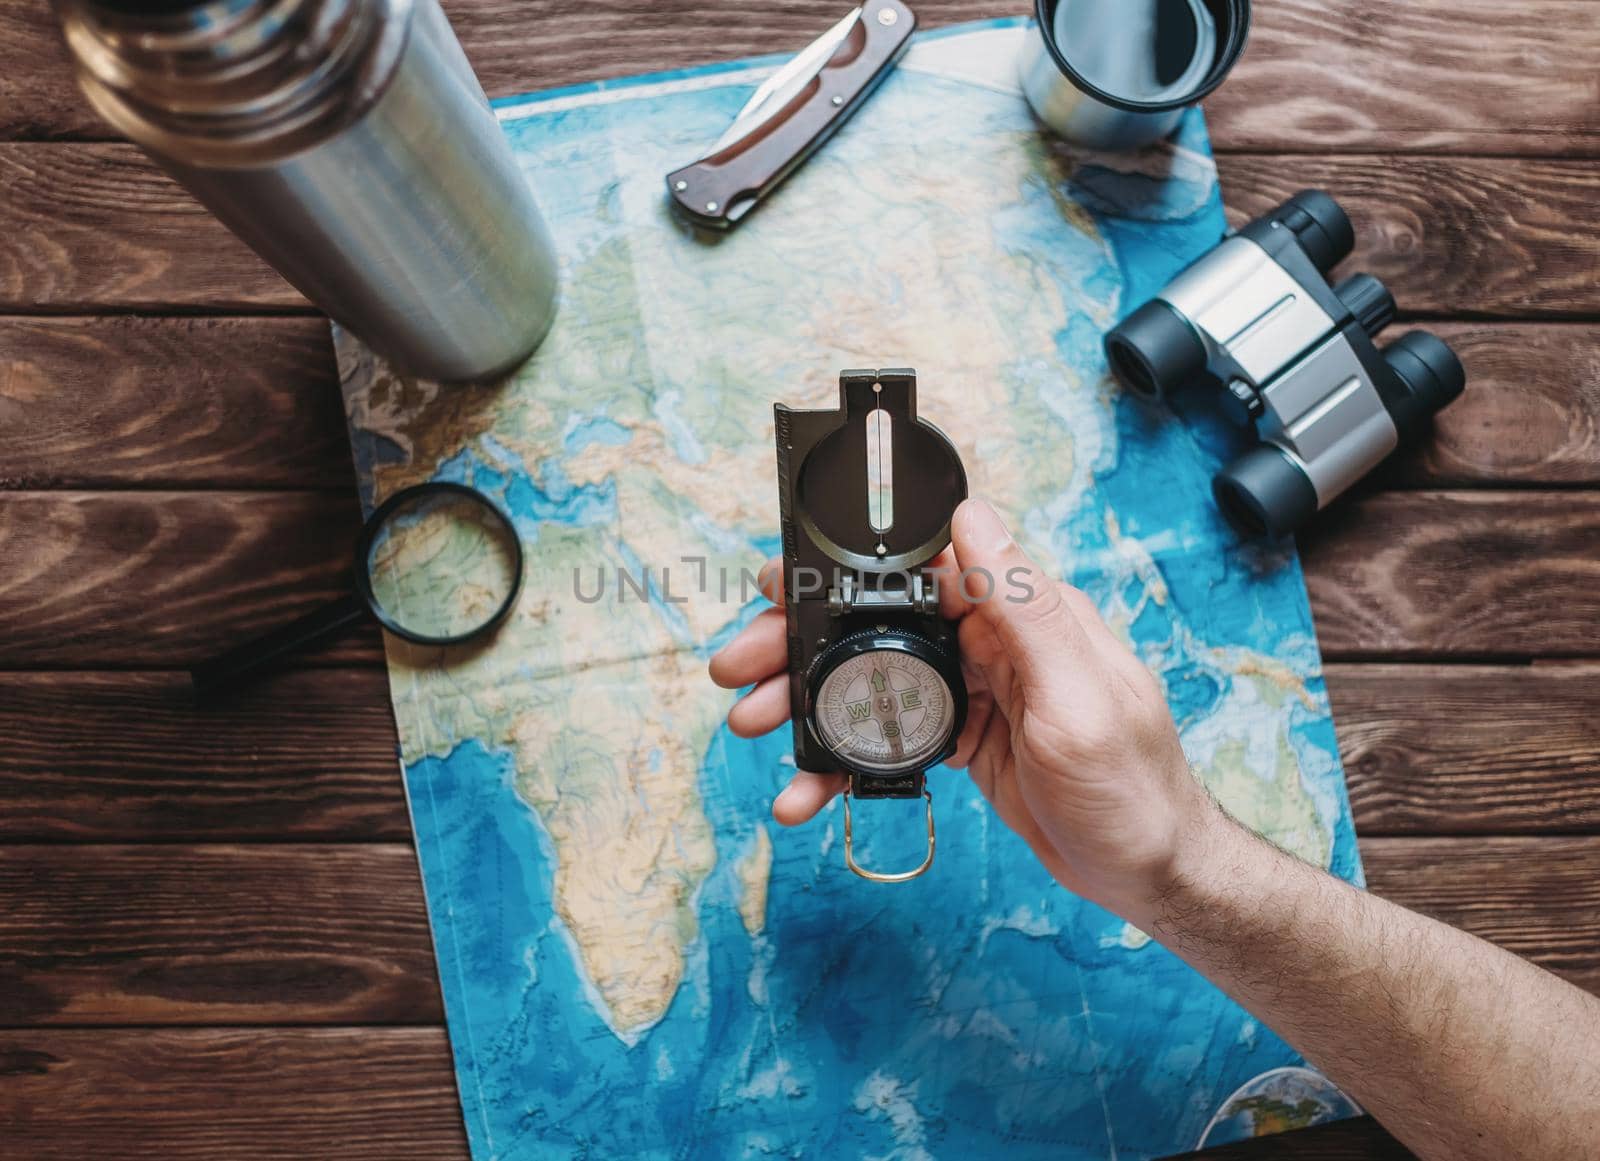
[1104,190,1466,537]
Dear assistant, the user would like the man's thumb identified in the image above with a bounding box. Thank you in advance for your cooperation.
[950,499,1091,692]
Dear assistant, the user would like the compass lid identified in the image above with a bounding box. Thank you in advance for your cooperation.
[787,369,967,574]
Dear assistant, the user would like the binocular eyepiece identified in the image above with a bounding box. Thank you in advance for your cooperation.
[1105,190,1466,538]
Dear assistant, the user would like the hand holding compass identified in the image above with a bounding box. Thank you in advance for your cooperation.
[713,481,1203,917]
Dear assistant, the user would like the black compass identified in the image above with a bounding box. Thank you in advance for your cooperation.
[774,369,968,882]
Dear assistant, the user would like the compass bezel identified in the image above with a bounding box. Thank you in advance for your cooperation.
[804,627,967,781]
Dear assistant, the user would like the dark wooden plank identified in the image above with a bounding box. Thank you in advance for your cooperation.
[1,490,1596,667]
[1218,155,1600,319]
[1204,0,1600,159]
[1327,664,1600,837]
[0,317,346,489]
[0,490,370,669]
[1381,324,1600,488]
[0,670,406,842]
[4,665,1597,843]
[0,1030,1410,1161]
[0,1028,468,1161]
[0,144,299,311]
[0,839,1593,1028]
[0,0,82,140]
[7,145,1598,316]
[1300,492,1600,661]
[0,845,440,1026]
[4,318,1593,492]
[6,0,1599,157]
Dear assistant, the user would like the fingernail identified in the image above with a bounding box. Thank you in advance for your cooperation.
[963,499,1013,553]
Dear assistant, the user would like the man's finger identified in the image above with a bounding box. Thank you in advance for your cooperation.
[923,546,971,622]
[1058,584,1160,700]
[960,613,1025,722]
[709,607,787,689]
[727,675,791,738]
[773,771,848,826]
[950,499,1096,698]
[755,557,783,606]
[948,688,994,769]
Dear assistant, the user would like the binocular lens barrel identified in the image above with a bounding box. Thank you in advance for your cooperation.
[1211,329,1466,539]
[1274,189,1355,273]
[1104,299,1207,399]
[1213,445,1319,539]
[1334,272,1396,338]
[1384,330,1468,439]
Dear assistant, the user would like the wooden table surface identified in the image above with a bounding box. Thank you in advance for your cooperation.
[1,1,1597,1158]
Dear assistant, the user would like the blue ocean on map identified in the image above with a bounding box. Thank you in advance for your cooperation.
[339,19,1363,1160]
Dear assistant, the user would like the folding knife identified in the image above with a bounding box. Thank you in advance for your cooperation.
[666,0,916,229]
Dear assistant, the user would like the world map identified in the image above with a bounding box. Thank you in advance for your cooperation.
[336,20,1363,1159]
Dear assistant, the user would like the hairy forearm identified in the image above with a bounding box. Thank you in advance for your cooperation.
[1131,804,1600,1160]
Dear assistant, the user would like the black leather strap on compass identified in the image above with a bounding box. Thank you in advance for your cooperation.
[849,771,926,800]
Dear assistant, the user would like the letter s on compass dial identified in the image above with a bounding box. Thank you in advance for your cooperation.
[806,628,967,779]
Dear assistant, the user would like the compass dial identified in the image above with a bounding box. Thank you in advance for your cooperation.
[811,633,960,777]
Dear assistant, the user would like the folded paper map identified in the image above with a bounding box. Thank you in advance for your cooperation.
[335,19,1362,1159]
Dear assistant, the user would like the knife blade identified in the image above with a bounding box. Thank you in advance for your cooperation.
[666,0,916,230]
[709,8,863,156]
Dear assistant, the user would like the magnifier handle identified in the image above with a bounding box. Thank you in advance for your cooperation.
[191,593,368,698]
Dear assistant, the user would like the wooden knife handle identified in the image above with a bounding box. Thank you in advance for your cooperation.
[665,0,916,229]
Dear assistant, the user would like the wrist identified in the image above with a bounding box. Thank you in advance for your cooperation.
[1144,793,1303,956]
[1112,781,1243,933]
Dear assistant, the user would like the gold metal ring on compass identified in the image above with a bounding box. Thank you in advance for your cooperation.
[843,788,937,884]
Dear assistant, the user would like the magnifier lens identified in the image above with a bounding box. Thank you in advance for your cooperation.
[364,488,521,643]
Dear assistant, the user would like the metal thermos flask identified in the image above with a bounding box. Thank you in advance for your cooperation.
[1020,0,1250,150]
[55,0,560,382]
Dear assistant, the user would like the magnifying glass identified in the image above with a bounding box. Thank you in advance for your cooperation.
[192,481,523,697]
